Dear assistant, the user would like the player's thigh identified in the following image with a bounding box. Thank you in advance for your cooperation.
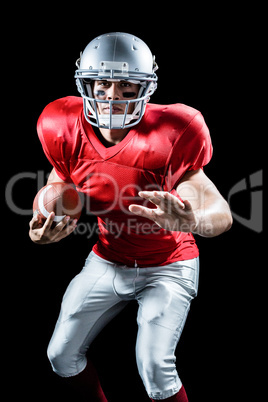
[136,258,199,333]
[59,252,119,318]
[135,280,191,394]
[135,257,199,370]
[136,280,191,345]
[49,252,124,351]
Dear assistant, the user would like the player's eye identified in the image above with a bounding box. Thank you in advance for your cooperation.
[99,81,110,87]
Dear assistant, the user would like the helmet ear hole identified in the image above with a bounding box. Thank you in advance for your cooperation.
[82,78,91,84]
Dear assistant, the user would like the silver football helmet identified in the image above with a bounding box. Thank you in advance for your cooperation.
[75,32,158,129]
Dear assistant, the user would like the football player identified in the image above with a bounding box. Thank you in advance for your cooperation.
[29,32,232,401]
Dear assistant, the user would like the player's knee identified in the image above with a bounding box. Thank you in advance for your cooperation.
[47,341,66,376]
[47,339,86,377]
[137,348,168,390]
[136,335,180,396]
[137,355,158,384]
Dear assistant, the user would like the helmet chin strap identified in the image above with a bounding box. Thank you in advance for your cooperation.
[85,99,139,129]
[98,113,139,128]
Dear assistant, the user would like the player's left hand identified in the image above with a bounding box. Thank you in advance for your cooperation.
[129,191,198,233]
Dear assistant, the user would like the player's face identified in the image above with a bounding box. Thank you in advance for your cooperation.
[92,80,140,115]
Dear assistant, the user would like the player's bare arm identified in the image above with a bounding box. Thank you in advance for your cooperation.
[46,167,65,184]
[129,169,232,237]
[29,168,77,244]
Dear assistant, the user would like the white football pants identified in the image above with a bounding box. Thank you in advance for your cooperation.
[47,251,199,400]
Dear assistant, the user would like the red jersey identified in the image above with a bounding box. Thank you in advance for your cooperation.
[37,96,212,267]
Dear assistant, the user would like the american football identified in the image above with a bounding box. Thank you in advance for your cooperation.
[33,182,82,225]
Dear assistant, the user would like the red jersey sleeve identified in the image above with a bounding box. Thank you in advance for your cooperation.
[36,97,81,183]
[163,110,212,191]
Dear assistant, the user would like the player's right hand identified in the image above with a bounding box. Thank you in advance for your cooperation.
[29,211,77,245]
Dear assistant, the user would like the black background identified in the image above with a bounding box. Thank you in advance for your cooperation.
[4,7,264,402]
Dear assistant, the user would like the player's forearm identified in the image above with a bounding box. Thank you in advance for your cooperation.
[193,198,233,237]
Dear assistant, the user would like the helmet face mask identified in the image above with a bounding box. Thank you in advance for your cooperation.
[74,33,158,130]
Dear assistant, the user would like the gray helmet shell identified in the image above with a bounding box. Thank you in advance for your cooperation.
[75,32,158,129]
[79,32,156,76]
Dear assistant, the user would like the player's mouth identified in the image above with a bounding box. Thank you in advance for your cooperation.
[102,106,124,114]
